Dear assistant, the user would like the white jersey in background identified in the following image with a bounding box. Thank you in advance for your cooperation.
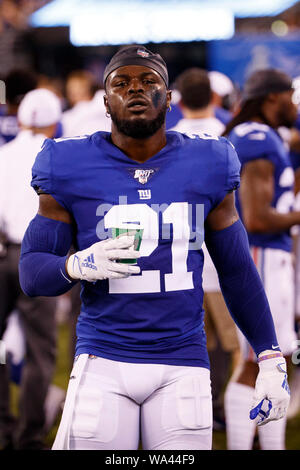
[171,117,225,140]
[0,130,46,243]
[62,90,111,137]
[171,116,225,292]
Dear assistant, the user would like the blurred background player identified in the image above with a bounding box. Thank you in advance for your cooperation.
[223,68,299,450]
[165,69,236,132]
[171,67,241,431]
[61,70,96,136]
[0,68,37,146]
[62,70,110,137]
[0,88,61,450]
[62,87,111,139]
[208,70,235,126]
[286,75,300,420]
[65,70,96,108]
[171,67,225,136]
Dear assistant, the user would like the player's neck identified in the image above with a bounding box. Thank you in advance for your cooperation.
[110,127,167,163]
[182,105,214,120]
[252,102,279,129]
[251,113,277,129]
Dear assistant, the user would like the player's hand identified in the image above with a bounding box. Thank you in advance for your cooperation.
[66,236,141,282]
[249,351,290,426]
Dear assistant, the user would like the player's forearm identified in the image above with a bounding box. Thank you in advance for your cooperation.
[243,208,300,234]
[19,252,75,297]
[205,219,279,355]
[19,214,76,297]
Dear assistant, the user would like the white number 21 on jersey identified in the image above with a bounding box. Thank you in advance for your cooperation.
[104,202,194,294]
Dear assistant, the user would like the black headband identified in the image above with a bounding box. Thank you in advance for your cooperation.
[103,45,169,87]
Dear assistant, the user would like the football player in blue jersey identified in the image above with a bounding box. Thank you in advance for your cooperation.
[19,47,291,450]
[223,68,299,450]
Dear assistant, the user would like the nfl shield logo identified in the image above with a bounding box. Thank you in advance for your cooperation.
[134,169,154,184]
[137,48,149,58]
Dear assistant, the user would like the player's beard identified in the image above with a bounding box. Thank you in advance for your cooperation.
[277,102,298,129]
[277,111,296,129]
[108,107,167,139]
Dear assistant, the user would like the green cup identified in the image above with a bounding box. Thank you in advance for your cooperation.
[111,228,143,264]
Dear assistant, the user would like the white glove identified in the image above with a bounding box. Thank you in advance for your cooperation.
[250,351,290,426]
[66,235,141,282]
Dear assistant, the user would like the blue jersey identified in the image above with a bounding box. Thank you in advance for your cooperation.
[289,112,300,170]
[0,114,19,146]
[0,114,62,146]
[165,103,183,129]
[214,106,232,125]
[31,131,240,368]
[229,122,294,252]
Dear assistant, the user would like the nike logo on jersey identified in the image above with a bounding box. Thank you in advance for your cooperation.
[60,268,73,283]
[272,344,280,350]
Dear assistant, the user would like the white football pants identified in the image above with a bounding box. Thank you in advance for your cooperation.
[52,354,212,450]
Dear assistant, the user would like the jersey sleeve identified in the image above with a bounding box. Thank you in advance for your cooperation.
[31,138,54,195]
[224,138,241,192]
[31,138,69,210]
[209,137,241,209]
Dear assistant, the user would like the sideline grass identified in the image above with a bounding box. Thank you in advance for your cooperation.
[49,323,300,450]
[11,321,300,450]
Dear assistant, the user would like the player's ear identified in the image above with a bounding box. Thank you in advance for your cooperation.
[166,89,172,109]
[103,94,109,114]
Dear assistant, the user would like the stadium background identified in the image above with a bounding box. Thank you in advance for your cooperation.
[1,0,300,450]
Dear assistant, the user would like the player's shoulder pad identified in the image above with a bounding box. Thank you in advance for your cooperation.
[230,122,281,165]
[231,122,277,150]
[53,134,90,144]
[37,133,90,156]
[216,136,241,192]
[31,134,91,194]
[51,134,91,154]
[183,131,239,162]
[37,134,91,170]
[181,131,240,192]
